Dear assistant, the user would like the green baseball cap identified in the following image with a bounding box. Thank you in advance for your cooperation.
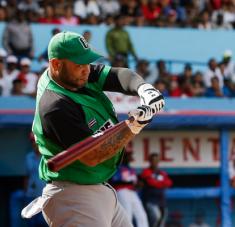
[48,31,103,64]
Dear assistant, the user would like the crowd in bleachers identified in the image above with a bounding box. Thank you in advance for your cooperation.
[1,46,235,98]
[0,51,41,97]
[111,50,235,98]
[0,0,235,28]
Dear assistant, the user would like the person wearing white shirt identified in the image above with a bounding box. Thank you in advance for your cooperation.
[74,0,100,20]
[18,57,38,96]
[2,55,19,96]
[97,0,120,18]
[222,50,235,83]
[229,153,235,188]
[203,58,224,88]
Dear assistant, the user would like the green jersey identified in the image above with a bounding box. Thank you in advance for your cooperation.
[32,64,123,184]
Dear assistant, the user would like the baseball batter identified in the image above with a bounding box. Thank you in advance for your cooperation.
[21,31,165,227]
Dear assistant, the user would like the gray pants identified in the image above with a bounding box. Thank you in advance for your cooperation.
[42,181,133,227]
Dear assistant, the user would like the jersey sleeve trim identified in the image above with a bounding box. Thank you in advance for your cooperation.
[99,65,111,89]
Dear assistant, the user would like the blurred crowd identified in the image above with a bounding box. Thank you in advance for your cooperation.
[112,50,235,98]
[1,45,235,98]
[0,0,235,28]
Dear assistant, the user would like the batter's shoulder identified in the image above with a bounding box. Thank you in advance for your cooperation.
[39,89,80,116]
[88,64,106,83]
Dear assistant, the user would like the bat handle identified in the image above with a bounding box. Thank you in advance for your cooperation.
[128,109,144,123]
[128,116,135,123]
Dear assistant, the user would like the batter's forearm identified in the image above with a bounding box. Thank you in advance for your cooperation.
[103,67,145,95]
[116,68,145,95]
[79,121,135,166]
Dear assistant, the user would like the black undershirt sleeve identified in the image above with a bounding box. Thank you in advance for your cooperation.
[103,67,127,93]
[39,90,93,149]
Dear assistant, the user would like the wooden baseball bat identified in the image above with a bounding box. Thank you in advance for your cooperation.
[47,118,135,172]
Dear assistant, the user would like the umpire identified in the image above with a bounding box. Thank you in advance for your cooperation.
[21,31,164,227]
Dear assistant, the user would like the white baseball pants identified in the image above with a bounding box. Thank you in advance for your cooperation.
[22,181,133,227]
[117,189,149,227]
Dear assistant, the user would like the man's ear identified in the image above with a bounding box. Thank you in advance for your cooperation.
[50,59,61,71]
[50,59,62,76]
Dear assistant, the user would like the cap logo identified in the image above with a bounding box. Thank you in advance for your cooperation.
[79,37,89,49]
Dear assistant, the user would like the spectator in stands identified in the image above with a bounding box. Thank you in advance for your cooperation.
[2,55,19,96]
[207,0,222,11]
[189,211,210,227]
[222,50,235,83]
[0,48,7,61]
[105,15,138,66]
[191,71,206,97]
[82,30,92,42]
[197,10,212,29]
[153,79,169,97]
[54,0,69,18]
[2,9,34,59]
[98,0,120,19]
[11,78,24,95]
[183,2,199,28]
[38,4,60,24]
[38,27,61,62]
[165,9,179,27]
[218,60,226,78]
[178,63,194,97]
[218,61,235,96]
[25,9,40,23]
[59,5,79,25]
[152,59,171,86]
[141,0,161,25]
[111,144,149,227]
[134,14,147,26]
[17,57,38,97]
[211,2,235,27]
[162,0,187,26]
[140,153,173,227]
[203,58,223,88]
[120,0,142,25]
[204,76,231,97]
[18,0,40,14]
[135,59,151,82]
[74,0,100,23]
[3,0,17,20]
[169,76,182,97]
[85,13,100,25]
[179,63,193,79]
[0,5,8,22]
[229,153,235,188]
[211,12,233,29]
[0,50,7,95]
[103,14,115,25]
[111,54,127,68]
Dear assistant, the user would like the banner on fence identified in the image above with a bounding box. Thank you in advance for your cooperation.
[130,131,235,168]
